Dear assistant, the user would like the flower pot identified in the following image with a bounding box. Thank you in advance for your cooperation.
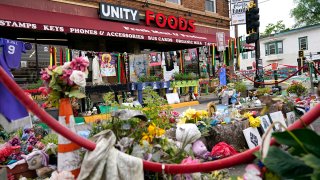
[58,98,81,177]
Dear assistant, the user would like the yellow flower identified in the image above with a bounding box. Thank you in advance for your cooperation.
[197,110,208,118]
[155,128,165,137]
[249,116,261,128]
[141,132,153,143]
[178,117,187,125]
[243,112,252,118]
[184,108,197,119]
[147,123,156,135]
[146,123,165,138]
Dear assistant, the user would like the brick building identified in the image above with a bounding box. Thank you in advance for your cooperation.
[0,0,230,83]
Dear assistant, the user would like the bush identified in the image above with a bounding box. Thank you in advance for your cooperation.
[138,75,160,82]
[287,81,307,97]
[234,81,247,93]
[256,87,272,96]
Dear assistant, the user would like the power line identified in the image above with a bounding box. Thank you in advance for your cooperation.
[259,0,273,4]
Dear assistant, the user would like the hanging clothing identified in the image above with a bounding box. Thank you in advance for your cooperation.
[78,130,144,180]
[165,52,174,71]
[0,38,28,122]
[92,55,103,85]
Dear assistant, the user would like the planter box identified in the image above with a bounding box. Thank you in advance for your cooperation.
[0,163,37,179]
[134,81,170,91]
[170,80,199,88]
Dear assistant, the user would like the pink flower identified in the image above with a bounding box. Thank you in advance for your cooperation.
[181,157,199,165]
[40,69,50,82]
[70,57,89,72]
[38,87,49,96]
[48,65,57,71]
[171,111,180,117]
[61,69,74,86]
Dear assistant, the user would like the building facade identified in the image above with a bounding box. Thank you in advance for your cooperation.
[0,0,230,84]
[240,24,320,70]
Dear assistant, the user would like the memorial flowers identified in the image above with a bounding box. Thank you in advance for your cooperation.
[40,57,89,107]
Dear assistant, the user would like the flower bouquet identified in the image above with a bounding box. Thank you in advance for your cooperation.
[40,57,89,107]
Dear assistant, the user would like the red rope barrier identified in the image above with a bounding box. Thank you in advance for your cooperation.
[1,66,320,174]
[239,65,305,85]
[313,64,320,75]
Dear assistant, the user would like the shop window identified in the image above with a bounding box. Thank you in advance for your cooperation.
[251,51,255,58]
[5,43,68,85]
[265,41,283,56]
[167,0,181,4]
[205,0,216,12]
[299,36,308,50]
[242,52,248,59]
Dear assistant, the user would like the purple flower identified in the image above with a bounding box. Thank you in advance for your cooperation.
[8,136,21,146]
[27,135,38,146]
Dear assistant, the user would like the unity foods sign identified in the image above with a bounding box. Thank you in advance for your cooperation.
[99,2,140,24]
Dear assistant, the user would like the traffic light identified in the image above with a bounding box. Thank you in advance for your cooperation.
[298,50,304,58]
[246,6,260,34]
[246,33,259,44]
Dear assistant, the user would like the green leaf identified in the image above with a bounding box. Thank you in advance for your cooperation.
[301,154,320,170]
[68,89,86,99]
[273,129,320,157]
[53,66,63,75]
[264,146,313,179]
[48,76,56,88]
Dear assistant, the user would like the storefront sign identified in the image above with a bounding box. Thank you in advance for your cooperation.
[145,10,195,33]
[230,0,251,25]
[216,32,226,51]
[0,19,215,46]
[99,3,140,24]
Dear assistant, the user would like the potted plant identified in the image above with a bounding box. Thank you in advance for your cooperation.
[234,81,247,97]
[256,87,272,97]
[287,81,307,97]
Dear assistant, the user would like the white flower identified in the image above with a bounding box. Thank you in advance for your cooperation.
[69,70,86,87]
[62,62,71,69]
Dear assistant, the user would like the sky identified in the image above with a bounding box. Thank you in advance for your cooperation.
[230,0,296,37]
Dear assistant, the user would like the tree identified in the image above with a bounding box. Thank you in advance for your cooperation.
[262,20,288,36]
[291,0,320,27]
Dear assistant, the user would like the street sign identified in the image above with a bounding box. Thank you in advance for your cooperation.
[216,32,226,51]
[230,0,251,25]
[272,62,278,70]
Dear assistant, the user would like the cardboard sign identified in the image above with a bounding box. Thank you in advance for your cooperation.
[243,127,262,149]
[166,93,180,105]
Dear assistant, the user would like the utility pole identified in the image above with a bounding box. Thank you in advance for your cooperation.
[253,0,263,88]
[309,52,315,94]
[245,0,264,88]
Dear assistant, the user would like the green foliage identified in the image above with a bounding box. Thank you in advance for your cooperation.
[287,82,307,96]
[142,87,172,129]
[41,133,58,145]
[262,20,290,36]
[90,118,145,143]
[234,81,247,93]
[291,0,320,27]
[256,87,272,96]
[103,92,119,106]
[173,72,198,81]
[262,129,320,179]
[26,79,43,90]
[138,75,161,82]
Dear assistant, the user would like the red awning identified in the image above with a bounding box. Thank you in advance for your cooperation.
[0,4,225,46]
